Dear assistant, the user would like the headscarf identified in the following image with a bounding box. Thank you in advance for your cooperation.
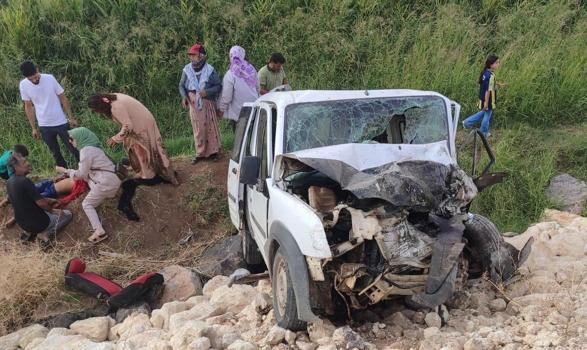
[68,127,102,150]
[229,46,258,90]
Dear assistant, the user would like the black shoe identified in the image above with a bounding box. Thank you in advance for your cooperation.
[209,153,220,161]
[39,239,54,251]
[118,206,140,221]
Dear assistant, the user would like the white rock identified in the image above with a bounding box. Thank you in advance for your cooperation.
[201,324,241,349]
[489,298,507,312]
[228,339,259,350]
[316,345,337,350]
[424,312,442,329]
[263,325,286,345]
[150,301,194,329]
[210,284,259,314]
[253,293,273,314]
[24,336,44,350]
[423,327,440,339]
[70,316,114,342]
[189,337,212,350]
[186,295,210,305]
[169,322,207,350]
[17,324,49,349]
[46,328,77,337]
[307,319,336,343]
[116,329,170,349]
[284,330,296,345]
[169,304,225,332]
[159,265,203,305]
[256,279,272,294]
[109,313,152,341]
[203,275,230,296]
[29,334,115,350]
[296,341,317,350]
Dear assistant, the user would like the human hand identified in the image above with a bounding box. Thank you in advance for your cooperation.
[182,98,189,109]
[199,90,208,98]
[107,138,117,147]
[32,128,40,139]
[69,118,79,128]
[55,166,67,174]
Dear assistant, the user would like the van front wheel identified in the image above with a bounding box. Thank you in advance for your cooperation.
[272,247,306,330]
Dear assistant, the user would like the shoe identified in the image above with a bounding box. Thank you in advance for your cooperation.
[118,206,140,221]
[88,231,109,244]
[462,121,469,129]
[208,153,220,162]
[39,239,54,251]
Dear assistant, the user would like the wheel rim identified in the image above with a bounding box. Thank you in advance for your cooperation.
[274,257,288,316]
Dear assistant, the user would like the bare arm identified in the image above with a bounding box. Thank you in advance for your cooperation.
[58,93,77,127]
[484,90,490,110]
[24,101,39,139]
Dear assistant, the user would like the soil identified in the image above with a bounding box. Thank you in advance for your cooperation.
[0,154,232,258]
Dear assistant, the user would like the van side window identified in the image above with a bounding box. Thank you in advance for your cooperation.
[256,109,268,181]
[231,106,252,161]
[243,108,258,159]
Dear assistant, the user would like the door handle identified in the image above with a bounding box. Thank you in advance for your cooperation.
[232,168,237,174]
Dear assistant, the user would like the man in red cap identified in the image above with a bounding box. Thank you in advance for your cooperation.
[179,43,223,164]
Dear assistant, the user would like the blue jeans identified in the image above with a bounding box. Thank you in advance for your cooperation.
[463,109,493,135]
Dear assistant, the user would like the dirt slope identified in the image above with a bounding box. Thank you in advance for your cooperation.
[0,155,232,257]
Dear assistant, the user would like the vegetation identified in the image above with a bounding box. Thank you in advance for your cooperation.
[0,0,586,232]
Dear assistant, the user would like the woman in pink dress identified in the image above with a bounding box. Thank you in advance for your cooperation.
[88,93,178,221]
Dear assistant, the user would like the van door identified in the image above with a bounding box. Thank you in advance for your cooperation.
[245,105,272,246]
[227,104,255,229]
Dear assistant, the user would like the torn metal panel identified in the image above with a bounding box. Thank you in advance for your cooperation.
[306,256,325,281]
[375,221,435,270]
[281,144,477,214]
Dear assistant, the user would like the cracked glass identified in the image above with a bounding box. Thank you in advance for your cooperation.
[284,96,448,152]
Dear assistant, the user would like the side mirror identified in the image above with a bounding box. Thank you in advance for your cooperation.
[239,156,261,185]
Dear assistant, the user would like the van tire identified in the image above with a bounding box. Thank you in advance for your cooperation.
[272,247,306,330]
[241,227,263,265]
[464,213,519,282]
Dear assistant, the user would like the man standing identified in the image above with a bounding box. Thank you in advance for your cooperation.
[179,43,222,164]
[19,61,79,168]
[258,52,288,95]
[6,154,72,249]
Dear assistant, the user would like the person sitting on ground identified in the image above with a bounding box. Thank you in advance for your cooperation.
[56,127,121,244]
[258,52,288,95]
[218,45,259,132]
[88,93,178,221]
[6,153,72,249]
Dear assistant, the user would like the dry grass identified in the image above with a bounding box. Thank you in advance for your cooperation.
[0,226,229,335]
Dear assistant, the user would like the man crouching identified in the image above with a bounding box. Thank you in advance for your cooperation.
[6,153,72,249]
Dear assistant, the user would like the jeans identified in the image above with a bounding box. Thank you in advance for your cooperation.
[118,176,166,210]
[43,209,73,238]
[39,123,80,168]
[463,109,493,135]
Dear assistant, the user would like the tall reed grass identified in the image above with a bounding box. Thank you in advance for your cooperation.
[0,0,585,230]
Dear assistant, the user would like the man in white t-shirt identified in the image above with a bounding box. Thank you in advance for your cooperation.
[19,61,79,168]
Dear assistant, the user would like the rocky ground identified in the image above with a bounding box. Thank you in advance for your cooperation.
[1,209,585,350]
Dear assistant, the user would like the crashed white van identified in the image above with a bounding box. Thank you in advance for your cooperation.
[227,90,532,330]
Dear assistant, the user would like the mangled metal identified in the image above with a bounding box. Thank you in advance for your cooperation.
[278,143,530,311]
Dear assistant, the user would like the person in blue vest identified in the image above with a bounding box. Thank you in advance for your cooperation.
[463,54,505,137]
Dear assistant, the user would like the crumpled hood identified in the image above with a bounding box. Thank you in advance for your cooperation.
[279,142,477,214]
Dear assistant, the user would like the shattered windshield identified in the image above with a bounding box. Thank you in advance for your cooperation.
[285,96,448,152]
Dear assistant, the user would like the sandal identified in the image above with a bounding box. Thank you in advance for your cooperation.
[88,232,108,244]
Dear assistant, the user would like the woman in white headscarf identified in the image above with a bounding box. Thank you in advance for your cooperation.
[218,45,259,131]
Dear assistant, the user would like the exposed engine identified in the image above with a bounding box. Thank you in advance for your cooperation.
[279,153,528,313]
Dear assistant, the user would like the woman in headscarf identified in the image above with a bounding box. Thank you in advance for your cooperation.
[87,93,179,221]
[179,43,222,164]
[218,45,259,131]
[56,127,121,243]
